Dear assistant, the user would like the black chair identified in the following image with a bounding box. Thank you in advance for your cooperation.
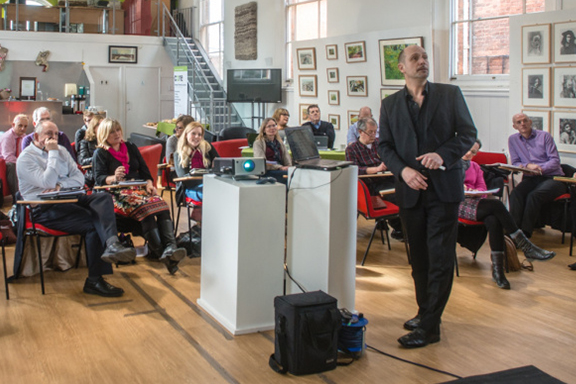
[217,127,257,141]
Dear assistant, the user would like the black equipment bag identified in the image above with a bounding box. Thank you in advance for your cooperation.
[269,290,341,376]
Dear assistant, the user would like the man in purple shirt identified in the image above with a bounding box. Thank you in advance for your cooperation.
[508,113,566,238]
[0,114,29,199]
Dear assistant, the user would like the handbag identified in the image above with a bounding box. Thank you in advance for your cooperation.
[504,236,533,272]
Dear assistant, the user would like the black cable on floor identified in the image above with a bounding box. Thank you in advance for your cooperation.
[366,344,463,380]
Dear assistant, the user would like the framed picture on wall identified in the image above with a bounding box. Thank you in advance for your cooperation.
[328,114,340,130]
[296,48,317,70]
[344,41,366,63]
[327,68,339,83]
[348,110,359,128]
[109,46,138,64]
[381,88,400,100]
[553,111,576,152]
[522,24,550,64]
[522,67,550,107]
[328,90,340,105]
[19,77,36,100]
[299,104,311,125]
[299,75,317,97]
[326,44,338,60]
[379,37,423,85]
[522,109,550,133]
[347,76,368,97]
[554,21,576,63]
[553,66,576,108]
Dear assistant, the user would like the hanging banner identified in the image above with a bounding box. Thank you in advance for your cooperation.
[174,66,188,117]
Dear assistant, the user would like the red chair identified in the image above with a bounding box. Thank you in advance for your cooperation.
[158,158,176,221]
[472,151,511,197]
[211,138,248,158]
[554,192,571,244]
[1,233,7,300]
[138,144,163,186]
[0,158,11,199]
[357,179,402,266]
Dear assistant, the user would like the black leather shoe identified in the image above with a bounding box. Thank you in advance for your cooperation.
[398,328,440,349]
[101,241,136,264]
[569,262,576,270]
[83,277,124,297]
[163,259,179,275]
[403,315,421,331]
[391,230,405,241]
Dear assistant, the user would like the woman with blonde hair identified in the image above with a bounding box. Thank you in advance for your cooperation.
[271,108,290,141]
[93,118,186,274]
[77,114,104,187]
[253,117,291,183]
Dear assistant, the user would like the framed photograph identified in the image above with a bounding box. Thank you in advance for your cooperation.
[19,77,36,100]
[554,21,576,63]
[348,110,359,128]
[553,111,576,153]
[296,48,316,70]
[378,37,423,85]
[328,114,340,130]
[327,90,340,106]
[347,76,368,97]
[522,109,550,133]
[299,104,311,125]
[522,24,551,64]
[553,67,576,108]
[327,68,339,83]
[299,75,317,97]
[345,41,366,63]
[108,46,138,64]
[326,44,338,60]
[381,88,400,100]
[522,67,550,107]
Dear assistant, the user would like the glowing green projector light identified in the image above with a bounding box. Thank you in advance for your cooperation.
[243,159,255,172]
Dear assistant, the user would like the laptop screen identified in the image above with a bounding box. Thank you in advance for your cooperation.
[286,126,320,162]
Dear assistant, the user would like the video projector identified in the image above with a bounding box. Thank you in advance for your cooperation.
[212,157,266,179]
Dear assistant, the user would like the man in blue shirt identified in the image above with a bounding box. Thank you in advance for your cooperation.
[346,106,378,145]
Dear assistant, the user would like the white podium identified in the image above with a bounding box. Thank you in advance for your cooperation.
[286,166,357,310]
[198,175,286,335]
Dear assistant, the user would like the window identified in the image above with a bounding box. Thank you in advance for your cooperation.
[199,0,224,78]
[451,0,544,77]
[286,0,327,80]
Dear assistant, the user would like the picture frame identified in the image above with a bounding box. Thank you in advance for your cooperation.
[327,90,340,106]
[296,47,317,70]
[522,24,551,64]
[19,77,36,100]
[347,76,368,97]
[522,67,550,107]
[108,46,138,64]
[381,88,400,100]
[299,104,311,125]
[326,44,338,60]
[554,21,576,63]
[345,41,366,63]
[328,114,340,130]
[327,68,339,83]
[522,109,550,133]
[553,111,576,153]
[553,66,576,108]
[299,75,318,97]
[378,37,423,85]
[348,110,359,128]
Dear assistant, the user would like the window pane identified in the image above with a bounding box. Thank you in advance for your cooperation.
[525,0,545,13]
[453,22,470,75]
[208,0,222,24]
[471,18,509,74]
[295,3,319,41]
[472,0,523,19]
[454,0,468,21]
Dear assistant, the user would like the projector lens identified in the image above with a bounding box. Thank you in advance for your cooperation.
[243,160,255,172]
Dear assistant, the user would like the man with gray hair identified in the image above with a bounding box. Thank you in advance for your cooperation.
[346,106,378,145]
[21,106,76,160]
[16,120,136,297]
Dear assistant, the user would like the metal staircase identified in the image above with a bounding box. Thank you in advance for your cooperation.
[161,4,245,132]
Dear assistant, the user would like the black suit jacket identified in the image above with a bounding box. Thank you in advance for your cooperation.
[302,120,336,149]
[378,82,477,208]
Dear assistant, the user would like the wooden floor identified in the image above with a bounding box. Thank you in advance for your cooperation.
[1,199,575,384]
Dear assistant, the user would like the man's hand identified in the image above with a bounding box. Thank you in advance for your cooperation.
[416,152,444,170]
[401,167,428,190]
[45,138,59,151]
[526,163,542,174]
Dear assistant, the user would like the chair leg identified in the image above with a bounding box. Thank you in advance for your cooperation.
[454,253,460,277]
[34,233,45,295]
[2,238,8,300]
[562,200,568,244]
[187,204,193,254]
[361,222,379,266]
[570,230,574,257]
[174,205,182,236]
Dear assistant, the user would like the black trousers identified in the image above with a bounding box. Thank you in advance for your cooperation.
[509,176,566,236]
[400,187,459,334]
[475,199,518,252]
[32,193,116,277]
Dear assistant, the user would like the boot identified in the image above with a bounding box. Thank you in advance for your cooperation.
[158,220,187,263]
[490,251,510,289]
[143,228,163,260]
[510,229,555,261]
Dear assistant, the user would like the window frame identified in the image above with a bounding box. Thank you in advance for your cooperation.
[199,0,224,78]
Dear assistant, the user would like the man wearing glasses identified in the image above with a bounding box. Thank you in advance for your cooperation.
[21,107,76,160]
[346,106,379,145]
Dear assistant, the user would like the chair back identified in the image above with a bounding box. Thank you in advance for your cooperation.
[217,127,257,141]
[211,138,249,158]
[472,151,507,165]
[138,144,163,185]
[357,179,399,220]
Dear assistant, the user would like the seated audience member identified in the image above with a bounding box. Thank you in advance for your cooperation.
[271,108,291,141]
[22,107,76,161]
[301,104,335,149]
[174,122,219,205]
[460,139,555,290]
[347,106,379,145]
[77,115,104,187]
[93,118,186,274]
[75,110,95,145]
[0,114,29,199]
[166,115,194,164]
[16,120,135,297]
[253,118,292,183]
[508,113,566,238]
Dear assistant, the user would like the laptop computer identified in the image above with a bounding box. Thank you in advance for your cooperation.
[286,127,352,171]
[246,133,258,148]
[314,136,329,150]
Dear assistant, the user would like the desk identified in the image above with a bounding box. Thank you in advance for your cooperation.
[241,147,346,161]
